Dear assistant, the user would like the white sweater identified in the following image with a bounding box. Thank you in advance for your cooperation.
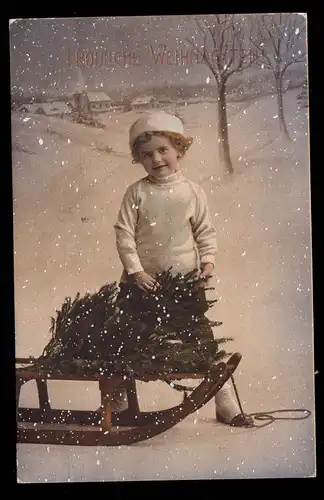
[114,170,217,283]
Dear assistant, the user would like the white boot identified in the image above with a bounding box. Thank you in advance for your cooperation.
[215,381,241,423]
[215,381,253,427]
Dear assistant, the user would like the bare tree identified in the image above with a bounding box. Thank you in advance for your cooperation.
[186,14,255,174]
[249,13,306,140]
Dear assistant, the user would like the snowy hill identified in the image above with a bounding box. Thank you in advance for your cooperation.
[13,88,314,481]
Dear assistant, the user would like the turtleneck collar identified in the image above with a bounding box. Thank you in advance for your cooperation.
[146,169,184,185]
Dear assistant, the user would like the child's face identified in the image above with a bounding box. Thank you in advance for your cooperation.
[137,135,180,179]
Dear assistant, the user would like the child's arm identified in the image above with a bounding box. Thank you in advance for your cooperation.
[114,186,144,275]
[190,185,217,275]
[114,186,158,291]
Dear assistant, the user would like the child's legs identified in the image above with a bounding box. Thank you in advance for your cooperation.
[111,384,128,412]
[109,283,141,412]
[111,282,151,411]
[114,283,241,420]
[174,287,242,421]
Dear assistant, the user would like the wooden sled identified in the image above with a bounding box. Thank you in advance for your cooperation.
[16,352,242,446]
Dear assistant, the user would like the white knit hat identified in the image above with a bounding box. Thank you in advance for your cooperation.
[129,111,185,148]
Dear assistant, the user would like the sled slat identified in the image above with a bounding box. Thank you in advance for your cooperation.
[15,369,208,382]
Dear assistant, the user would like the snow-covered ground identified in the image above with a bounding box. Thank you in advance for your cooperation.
[12,87,315,481]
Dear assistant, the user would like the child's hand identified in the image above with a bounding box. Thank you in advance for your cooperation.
[131,271,159,292]
[199,263,214,285]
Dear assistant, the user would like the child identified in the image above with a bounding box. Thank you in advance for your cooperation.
[112,111,251,426]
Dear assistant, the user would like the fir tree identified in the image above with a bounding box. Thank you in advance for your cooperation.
[21,270,233,377]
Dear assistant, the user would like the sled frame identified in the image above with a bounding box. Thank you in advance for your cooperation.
[16,353,242,446]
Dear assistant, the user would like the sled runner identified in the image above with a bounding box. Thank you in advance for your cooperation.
[16,352,242,446]
[16,272,242,446]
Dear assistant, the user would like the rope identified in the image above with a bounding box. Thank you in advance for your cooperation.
[162,379,197,392]
[229,374,311,429]
[163,374,312,429]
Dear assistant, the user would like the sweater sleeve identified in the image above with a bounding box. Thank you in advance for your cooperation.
[190,185,217,267]
[114,184,144,275]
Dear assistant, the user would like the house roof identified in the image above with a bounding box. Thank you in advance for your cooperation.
[18,104,39,113]
[131,96,156,105]
[18,101,71,115]
[86,92,112,102]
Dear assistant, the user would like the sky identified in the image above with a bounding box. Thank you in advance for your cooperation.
[9,14,307,97]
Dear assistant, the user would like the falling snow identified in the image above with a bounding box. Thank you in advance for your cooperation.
[12,13,313,483]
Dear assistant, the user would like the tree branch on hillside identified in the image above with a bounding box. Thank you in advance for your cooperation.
[249,13,307,139]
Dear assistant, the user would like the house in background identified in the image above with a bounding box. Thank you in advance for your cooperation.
[18,103,44,114]
[18,101,71,117]
[131,96,158,110]
[70,90,112,115]
[108,100,128,112]
[86,91,113,113]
